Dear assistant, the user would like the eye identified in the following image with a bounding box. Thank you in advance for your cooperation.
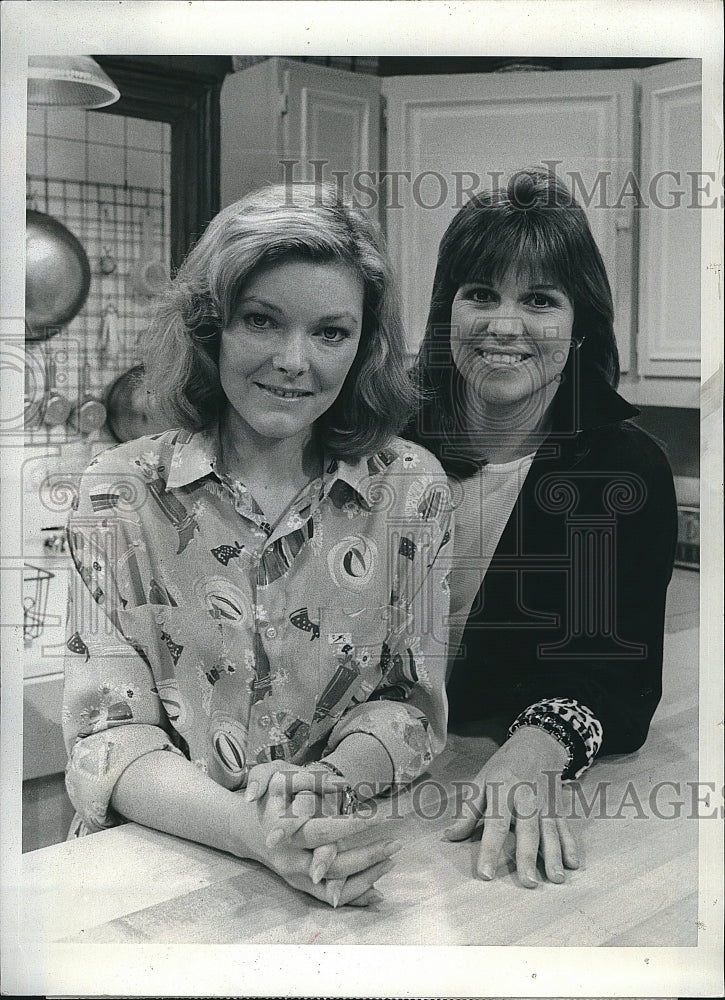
[244,312,272,329]
[463,286,496,305]
[526,292,559,308]
[316,326,350,343]
[532,293,551,307]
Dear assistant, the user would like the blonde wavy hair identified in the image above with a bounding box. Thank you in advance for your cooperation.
[144,183,417,461]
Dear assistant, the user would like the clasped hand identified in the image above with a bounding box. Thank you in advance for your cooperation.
[241,761,402,907]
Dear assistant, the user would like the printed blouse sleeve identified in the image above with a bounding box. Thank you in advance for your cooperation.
[325,459,453,787]
[63,461,183,833]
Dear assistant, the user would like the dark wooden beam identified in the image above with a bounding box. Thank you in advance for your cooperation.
[376,56,677,75]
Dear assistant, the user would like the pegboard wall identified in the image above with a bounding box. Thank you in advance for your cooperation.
[25,175,170,445]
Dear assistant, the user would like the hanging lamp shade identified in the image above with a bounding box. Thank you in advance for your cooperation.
[27,55,120,109]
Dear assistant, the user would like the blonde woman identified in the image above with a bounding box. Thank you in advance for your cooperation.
[63,184,451,907]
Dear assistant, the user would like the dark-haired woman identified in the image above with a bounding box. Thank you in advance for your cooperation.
[63,184,451,907]
[408,168,677,888]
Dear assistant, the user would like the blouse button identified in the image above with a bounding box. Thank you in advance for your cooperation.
[265,625,278,639]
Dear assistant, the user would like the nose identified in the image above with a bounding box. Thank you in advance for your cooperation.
[272,331,310,377]
[485,311,522,338]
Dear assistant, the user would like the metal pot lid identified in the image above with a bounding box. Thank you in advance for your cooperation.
[26,210,91,340]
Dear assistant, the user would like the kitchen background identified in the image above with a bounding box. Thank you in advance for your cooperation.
[22,55,701,852]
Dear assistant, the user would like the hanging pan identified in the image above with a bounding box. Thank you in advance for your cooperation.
[25,210,91,341]
[105,364,172,443]
[69,361,107,436]
[41,347,72,427]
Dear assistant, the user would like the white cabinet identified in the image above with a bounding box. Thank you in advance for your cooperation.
[382,69,639,368]
[24,673,67,781]
[381,62,702,408]
[23,553,69,784]
[220,59,703,406]
[637,60,702,382]
[221,58,380,212]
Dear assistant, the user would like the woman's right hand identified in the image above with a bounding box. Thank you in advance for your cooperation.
[445,726,580,888]
[234,769,402,907]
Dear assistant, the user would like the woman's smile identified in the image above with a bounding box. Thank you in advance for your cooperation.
[474,347,534,367]
[253,381,314,400]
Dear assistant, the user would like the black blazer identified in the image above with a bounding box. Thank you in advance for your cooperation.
[445,377,678,755]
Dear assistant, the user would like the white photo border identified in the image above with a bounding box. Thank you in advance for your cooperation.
[1,1,722,996]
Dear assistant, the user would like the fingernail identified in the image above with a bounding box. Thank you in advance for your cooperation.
[330,882,343,908]
[478,865,494,881]
[523,872,539,888]
[379,859,396,875]
[265,828,285,849]
[553,869,565,882]
[366,889,384,905]
[384,839,403,856]
[244,781,259,802]
[311,864,325,885]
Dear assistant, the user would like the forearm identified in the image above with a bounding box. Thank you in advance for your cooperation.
[111,750,261,860]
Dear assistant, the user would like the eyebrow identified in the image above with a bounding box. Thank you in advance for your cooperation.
[316,312,360,324]
[237,296,282,313]
[238,297,359,324]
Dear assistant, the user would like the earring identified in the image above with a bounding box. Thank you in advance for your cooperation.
[573,336,586,350]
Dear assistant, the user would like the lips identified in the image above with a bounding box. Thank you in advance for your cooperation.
[254,381,313,399]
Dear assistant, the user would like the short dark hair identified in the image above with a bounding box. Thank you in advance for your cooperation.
[144,183,417,462]
[409,167,620,467]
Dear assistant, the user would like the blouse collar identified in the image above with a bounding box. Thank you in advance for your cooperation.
[165,425,376,511]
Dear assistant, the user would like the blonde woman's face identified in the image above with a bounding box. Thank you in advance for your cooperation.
[219,258,364,446]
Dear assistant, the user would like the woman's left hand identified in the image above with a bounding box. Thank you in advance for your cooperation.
[445,726,580,888]
[244,760,398,893]
[239,767,397,907]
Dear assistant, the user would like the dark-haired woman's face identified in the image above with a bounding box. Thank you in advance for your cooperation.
[450,268,574,420]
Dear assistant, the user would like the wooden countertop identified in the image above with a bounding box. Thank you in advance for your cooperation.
[17,628,703,949]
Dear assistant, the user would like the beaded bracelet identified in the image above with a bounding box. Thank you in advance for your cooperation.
[508,711,588,780]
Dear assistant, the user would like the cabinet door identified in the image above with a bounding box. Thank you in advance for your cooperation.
[221,58,284,206]
[221,58,380,214]
[281,59,380,216]
[637,60,701,379]
[382,70,637,364]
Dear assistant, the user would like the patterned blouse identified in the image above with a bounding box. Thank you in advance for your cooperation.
[63,428,452,833]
